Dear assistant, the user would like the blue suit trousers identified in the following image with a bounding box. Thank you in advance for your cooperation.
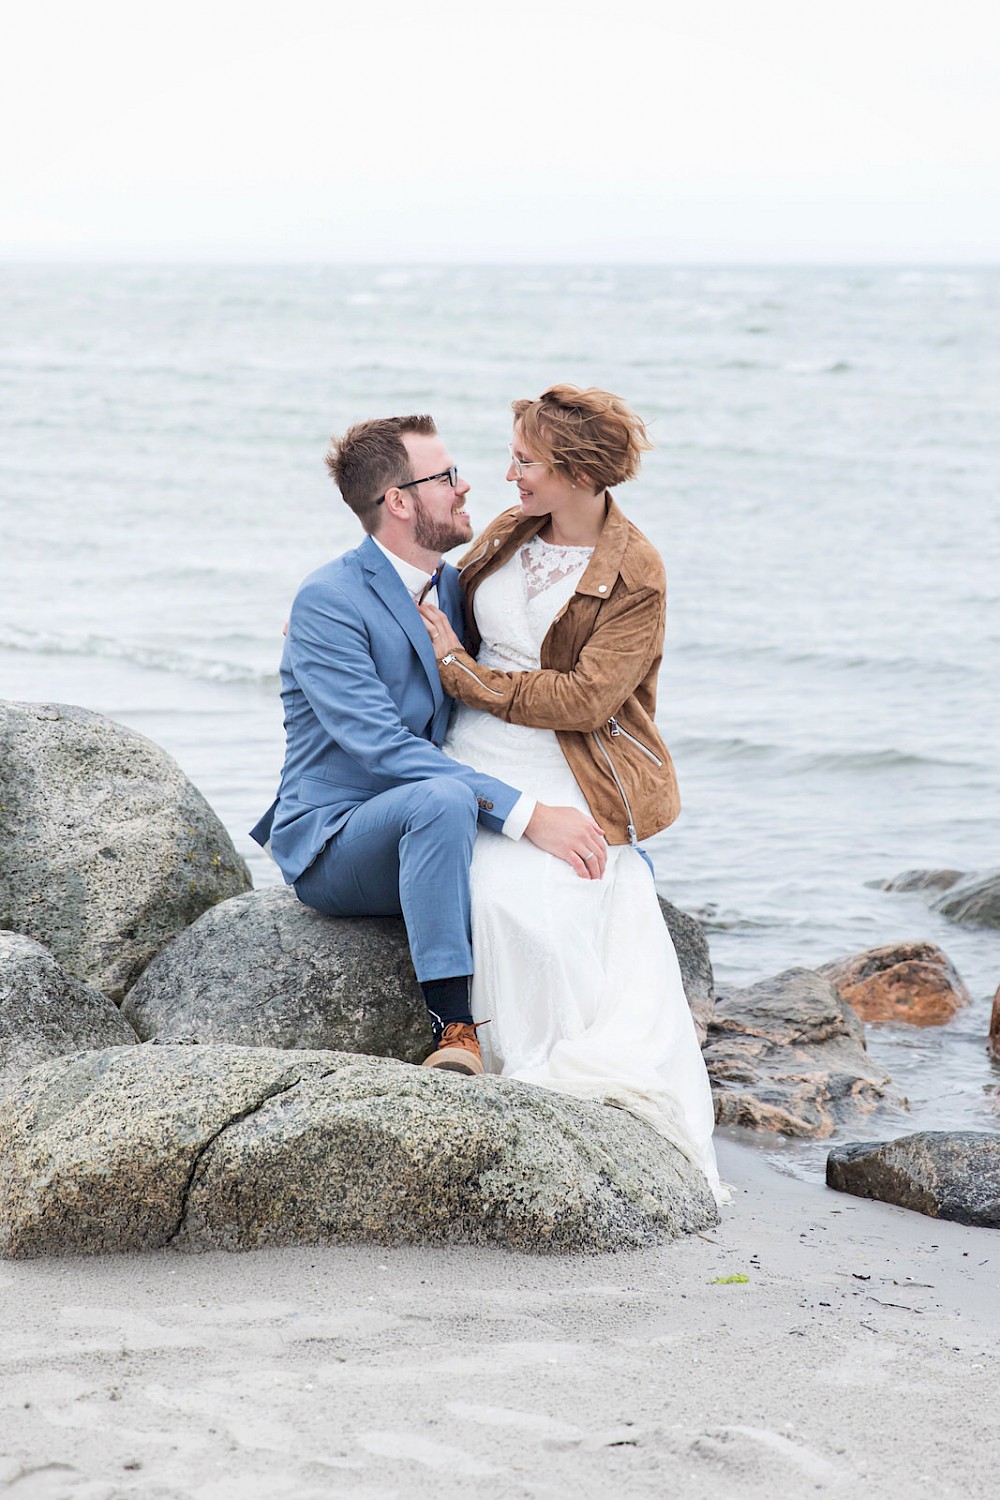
[293,778,478,982]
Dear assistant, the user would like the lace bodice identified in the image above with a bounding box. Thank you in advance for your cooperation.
[474,535,593,672]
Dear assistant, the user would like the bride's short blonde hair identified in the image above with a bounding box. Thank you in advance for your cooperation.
[511,384,652,490]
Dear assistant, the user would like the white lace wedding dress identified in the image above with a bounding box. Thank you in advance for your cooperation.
[444,534,725,1203]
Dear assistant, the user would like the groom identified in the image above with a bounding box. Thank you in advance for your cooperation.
[251,414,607,1076]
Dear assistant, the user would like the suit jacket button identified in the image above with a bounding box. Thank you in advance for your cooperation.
[477,797,494,811]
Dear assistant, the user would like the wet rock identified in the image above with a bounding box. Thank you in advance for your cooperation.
[0,701,252,1000]
[817,941,971,1027]
[0,1045,719,1258]
[122,886,431,1060]
[933,871,1000,930]
[658,896,715,1043]
[702,967,892,1138]
[873,869,965,893]
[989,984,1000,1061]
[0,932,137,1100]
[827,1131,1000,1227]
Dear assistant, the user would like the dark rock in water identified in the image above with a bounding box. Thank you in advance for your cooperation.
[703,967,892,1138]
[818,941,971,1027]
[122,886,431,1062]
[0,931,137,1099]
[0,701,252,1000]
[872,869,965,893]
[989,984,1000,1061]
[933,871,1000,929]
[657,896,715,1044]
[0,1045,719,1257]
[827,1131,1000,1227]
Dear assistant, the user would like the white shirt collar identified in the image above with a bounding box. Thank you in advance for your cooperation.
[372,536,438,600]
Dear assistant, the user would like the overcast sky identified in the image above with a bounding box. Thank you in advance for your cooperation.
[2,0,997,262]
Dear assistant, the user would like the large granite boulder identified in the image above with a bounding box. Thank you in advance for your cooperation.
[0,701,252,1000]
[818,941,971,1026]
[122,887,431,1059]
[123,886,714,1058]
[827,1131,1000,1227]
[658,896,715,1044]
[0,932,137,1100]
[702,967,892,1138]
[933,872,1000,929]
[0,1045,719,1258]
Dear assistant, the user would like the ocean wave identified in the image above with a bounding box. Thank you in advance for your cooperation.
[672,733,975,773]
[0,625,275,688]
[675,639,982,681]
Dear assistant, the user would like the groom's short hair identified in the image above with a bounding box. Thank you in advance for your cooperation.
[326,414,437,534]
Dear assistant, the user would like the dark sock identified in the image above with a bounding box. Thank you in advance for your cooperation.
[420,976,473,1040]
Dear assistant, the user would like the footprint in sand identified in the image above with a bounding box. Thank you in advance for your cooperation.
[690,1424,854,1487]
[356,1431,498,1476]
[0,1463,110,1499]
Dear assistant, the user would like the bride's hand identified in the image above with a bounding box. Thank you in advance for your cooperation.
[418,603,463,657]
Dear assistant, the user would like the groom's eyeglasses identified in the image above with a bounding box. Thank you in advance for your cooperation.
[375,467,459,505]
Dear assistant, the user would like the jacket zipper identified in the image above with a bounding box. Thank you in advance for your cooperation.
[607,716,662,766]
[591,730,638,845]
[440,654,504,696]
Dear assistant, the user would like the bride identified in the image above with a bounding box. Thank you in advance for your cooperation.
[419,385,725,1204]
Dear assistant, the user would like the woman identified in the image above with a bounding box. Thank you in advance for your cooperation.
[419,385,724,1204]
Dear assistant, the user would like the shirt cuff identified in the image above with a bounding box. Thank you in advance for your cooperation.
[501,793,536,841]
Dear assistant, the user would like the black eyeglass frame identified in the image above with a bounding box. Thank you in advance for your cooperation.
[375,466,459,505]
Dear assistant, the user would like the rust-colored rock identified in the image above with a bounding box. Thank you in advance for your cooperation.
[818,942,971,1027]
[989,984,1000,1060]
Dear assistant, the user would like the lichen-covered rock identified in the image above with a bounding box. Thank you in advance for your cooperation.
[122,886,431,1060]
[0,931,137,1099]
[818,941,971,1027]
[702,967,892,1138]
[827,1131,1000,1227]
[933,871,1000,929]
[658,896,715,1044]
[0,1046,719,1258]
[0,701,252,999]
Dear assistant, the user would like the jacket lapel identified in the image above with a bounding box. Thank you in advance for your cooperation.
[360,538,444,711]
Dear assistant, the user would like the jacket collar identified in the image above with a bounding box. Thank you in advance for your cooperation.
[461,493,631,597]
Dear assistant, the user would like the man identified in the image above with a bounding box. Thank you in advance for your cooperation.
[251,414,607,1076]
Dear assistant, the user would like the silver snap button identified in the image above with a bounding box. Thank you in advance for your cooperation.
[597,584,607,593]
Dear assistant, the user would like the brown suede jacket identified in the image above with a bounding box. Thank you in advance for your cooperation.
[436,494,681,846]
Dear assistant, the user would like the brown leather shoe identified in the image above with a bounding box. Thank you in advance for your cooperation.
[421,1021,488,1076]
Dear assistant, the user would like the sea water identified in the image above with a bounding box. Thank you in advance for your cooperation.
[2,262,998,1172]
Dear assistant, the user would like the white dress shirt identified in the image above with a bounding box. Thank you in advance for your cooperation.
[372,536,534,840]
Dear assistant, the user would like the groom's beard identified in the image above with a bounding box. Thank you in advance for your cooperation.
[412,494,472,555]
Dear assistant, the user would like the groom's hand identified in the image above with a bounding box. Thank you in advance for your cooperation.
[524,804,608,879]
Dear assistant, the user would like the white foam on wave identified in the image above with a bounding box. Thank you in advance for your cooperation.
[0,625,273,688]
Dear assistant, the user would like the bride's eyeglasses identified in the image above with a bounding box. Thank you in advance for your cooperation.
[508,444,546,480]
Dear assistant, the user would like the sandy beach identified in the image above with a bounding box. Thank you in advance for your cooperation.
[1,1133,996,1500]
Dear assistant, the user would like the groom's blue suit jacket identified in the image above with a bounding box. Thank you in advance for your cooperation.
[251,535,519,884]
